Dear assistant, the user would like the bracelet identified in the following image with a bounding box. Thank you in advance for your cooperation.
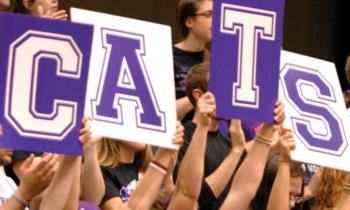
[255,133,273,142]
[343,183,350,194]
[13,193,29,207]
[149,162,167,175]
[255,134,272,146]
[279,157,291,163]
[152,160,168,171]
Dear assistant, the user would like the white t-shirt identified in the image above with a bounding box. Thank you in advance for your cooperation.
[0,166,18,206]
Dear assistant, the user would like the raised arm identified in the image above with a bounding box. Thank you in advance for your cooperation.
[126,122,184,210]
[205,119,246,197]
[220,101,285,210]
[176,96,193,121]
[79,117,105,204]
[0,154,56,210]
[267,128,295,210]
[39,155,82,210]
[168,92,215,210]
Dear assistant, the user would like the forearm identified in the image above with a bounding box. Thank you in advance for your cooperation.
[39,156,81,210]
[81,144,105,204]
[176,124,207,199]
[205,148,244,197]
[221,141,270,210]
[0,187,34,210]
[127,168,165,210]
[63,164,81,210]
[267,162,290,210]
[176,97,193,121]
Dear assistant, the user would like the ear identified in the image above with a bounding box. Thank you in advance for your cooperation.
[185,16,194,30]
[192,89,203,101]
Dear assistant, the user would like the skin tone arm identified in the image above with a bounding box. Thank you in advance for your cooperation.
[267,128,296,210]
[0,153,57,210]
[176,96,193,121]
[205,119,246,198]
[168,92,215,210]
[220,101,285,210]
[126,122,184,210]
[39,155,82,210]
[79,117,105,204]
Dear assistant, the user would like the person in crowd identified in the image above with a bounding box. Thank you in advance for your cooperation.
[0,0,9,11]
[174,0,212,122]
[307,167,347,210]
[13,0,67,20]
[97,122,184,210]
[249,128,303,210]
[173,62,248,210]
[120,122,184,210]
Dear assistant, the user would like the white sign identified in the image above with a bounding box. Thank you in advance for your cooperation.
[71,8,177,148]
[279,50,350,171]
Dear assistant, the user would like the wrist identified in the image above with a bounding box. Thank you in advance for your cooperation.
[16,187,34,205]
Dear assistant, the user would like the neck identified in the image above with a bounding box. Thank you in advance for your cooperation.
[118,144,136,164]
[192,111,218,131]
[175,33,206,52]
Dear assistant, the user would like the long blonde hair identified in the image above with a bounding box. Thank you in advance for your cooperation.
[97,137,153,172]
[312,168,347,210]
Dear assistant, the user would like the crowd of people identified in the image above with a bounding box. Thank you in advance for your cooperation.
[1,0,350,210]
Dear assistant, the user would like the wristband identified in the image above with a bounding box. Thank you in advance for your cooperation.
[255,134,272,146]
[13,193,29,207]
[149,162,167,175]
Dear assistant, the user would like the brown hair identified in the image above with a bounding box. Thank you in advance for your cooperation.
[97,137,153,172]
[177,0,211,38]
[312,168,347,210]
[185,61,210,107]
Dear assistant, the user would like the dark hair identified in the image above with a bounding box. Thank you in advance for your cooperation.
[250,152,304,210]
[13,0,34,14]
[177,0,210,38]
[185,61,210,107]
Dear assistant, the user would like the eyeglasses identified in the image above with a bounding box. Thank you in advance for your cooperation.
[290,193,303,204]
[193,10,212,18]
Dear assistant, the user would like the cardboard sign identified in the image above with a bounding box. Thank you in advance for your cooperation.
[280,50,350,171]
[209,0,285,123]
[71,8,177,148]
[0,13,93,155]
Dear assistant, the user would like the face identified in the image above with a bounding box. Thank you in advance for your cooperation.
[289,176,303,209]
[0,0,10,11]
[187,0,213,43]
[120,141,146,152]
[0,148,13,165]
[27,0,59,15]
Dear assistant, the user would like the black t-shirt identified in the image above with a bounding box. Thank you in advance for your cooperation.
[100,163,139,204]
[173,121,238,210]
[173,46,204,123]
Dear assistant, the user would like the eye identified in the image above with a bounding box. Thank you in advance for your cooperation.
[194,10,213,18]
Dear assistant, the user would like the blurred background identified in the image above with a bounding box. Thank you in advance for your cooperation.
[8,0,350,90]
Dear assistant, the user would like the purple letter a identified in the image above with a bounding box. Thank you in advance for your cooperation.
[92,29,165,131]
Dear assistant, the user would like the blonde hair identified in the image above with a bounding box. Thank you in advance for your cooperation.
[312,168,347,210]
[97,137,153,172]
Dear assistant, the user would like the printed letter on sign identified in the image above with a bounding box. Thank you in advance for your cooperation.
[221,4,276,108]
[92,29,165,131]
[280,64,347,156]
[209,0,284,123]
[5,31,81,140]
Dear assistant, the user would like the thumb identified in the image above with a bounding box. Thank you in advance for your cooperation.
[37,5,44,17]
[22,154,35,169]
